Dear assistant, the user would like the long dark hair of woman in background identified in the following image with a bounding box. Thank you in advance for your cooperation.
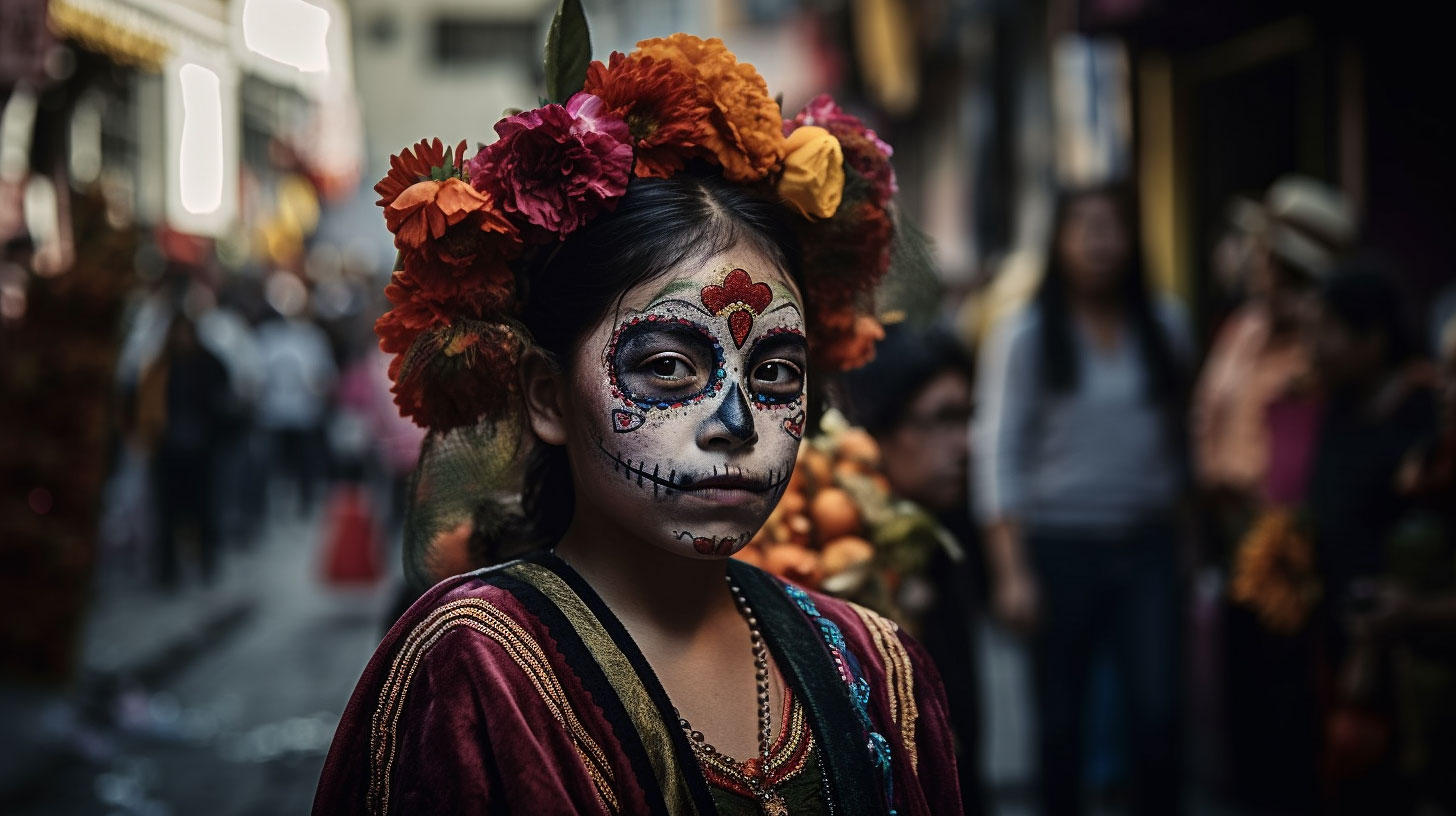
[974,181,1191,815]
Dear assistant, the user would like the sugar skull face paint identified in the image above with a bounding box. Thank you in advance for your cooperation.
[559,247,807,560]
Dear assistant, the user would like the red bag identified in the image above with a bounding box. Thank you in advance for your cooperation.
[322,485,383,585]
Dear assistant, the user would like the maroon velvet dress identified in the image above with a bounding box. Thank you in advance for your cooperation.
[313,552,962,815]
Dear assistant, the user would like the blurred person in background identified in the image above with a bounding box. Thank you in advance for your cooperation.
[1193,176,1356,526]
[844,323,984,815]
[1193,176,1357,813]
[1377,313,1456,813]
[1301,259,1437,815]
[143,313,235,587]
[193,281,264,548]
[255,271,337,519]
[973,182,1191,815]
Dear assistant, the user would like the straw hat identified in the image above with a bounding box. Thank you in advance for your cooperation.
[1263,174,1357,279]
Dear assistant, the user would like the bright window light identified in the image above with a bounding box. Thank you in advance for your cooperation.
[242,0,332,73]
[178,63,224,215]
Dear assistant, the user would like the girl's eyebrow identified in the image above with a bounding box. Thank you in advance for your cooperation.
[641,297,712,316]
[748,329,808,358]
[765,301,803,317]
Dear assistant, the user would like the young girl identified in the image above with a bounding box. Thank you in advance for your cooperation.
[313,28,962,816]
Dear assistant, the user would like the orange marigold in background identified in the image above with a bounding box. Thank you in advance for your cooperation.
[375,138,468,208]
[1231,510,1322,634]
[634,34,786,182]
[583,52,711,179]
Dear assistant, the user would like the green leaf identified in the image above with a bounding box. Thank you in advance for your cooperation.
[544,0,591,103]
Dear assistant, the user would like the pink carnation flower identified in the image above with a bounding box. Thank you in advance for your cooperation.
[469,93,634,241]
[789,94,893,158]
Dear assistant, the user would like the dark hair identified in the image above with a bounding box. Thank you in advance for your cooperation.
[517,172,803,546]
[841,324,973,436]
[1317,255,1417,366]
[1035,182,1181,402]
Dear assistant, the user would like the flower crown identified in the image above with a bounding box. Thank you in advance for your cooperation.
[375,0,908,432]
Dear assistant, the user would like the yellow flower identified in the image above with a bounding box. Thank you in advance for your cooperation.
[777,126,844,220]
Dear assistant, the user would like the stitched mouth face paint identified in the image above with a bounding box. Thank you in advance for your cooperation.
[563,247,807,560]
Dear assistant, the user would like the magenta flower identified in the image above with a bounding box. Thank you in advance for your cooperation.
[785,94,897,202]
[469,93,634,241]
[789,94,893,158]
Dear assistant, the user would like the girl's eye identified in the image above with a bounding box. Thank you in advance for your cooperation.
[758,362,786,382]
[751,359,804,401]
[645,354,693,380]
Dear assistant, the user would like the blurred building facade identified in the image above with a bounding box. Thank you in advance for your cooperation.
[1,0,362,684]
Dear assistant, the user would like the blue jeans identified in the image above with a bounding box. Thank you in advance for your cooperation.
[1030,525,1183,815]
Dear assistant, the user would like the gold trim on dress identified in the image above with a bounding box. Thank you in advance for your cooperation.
[506,561,706,816]
[850,603,919,772]
[368,598,619,815]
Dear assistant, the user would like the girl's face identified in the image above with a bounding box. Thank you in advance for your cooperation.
[559,244,807,559]
[1057,194,1129,298]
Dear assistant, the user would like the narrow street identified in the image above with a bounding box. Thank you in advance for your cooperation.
[10,511,395,816]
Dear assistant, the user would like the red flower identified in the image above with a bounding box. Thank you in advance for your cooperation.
[468,93,633,241]
[375,260,514,352]
[388,320,525,431]
[699,267,774,347]
[583,52,712,179]
[375,138,468,208]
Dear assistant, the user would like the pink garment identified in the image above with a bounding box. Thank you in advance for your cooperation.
[1192,304,1314,497]
[1262,392,1323,506]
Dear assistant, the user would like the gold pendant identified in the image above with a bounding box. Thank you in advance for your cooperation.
[759,790,789,816]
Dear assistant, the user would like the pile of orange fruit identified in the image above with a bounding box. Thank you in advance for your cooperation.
[735,424,890,591]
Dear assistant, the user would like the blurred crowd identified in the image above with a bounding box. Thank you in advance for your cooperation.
[842,174,1456,816]
[102,255,422,592]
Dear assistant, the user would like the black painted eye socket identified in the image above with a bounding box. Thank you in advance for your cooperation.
[746,330,808,405]
[611,319,724,406]
[750,359,804,402]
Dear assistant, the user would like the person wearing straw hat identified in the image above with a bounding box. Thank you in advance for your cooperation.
[1192,174,1357,516]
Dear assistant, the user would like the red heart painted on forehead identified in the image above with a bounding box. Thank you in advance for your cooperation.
[727,311,754,348]
[699,268,773,316]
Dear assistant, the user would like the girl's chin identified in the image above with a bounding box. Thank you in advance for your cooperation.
[660,531,751,558]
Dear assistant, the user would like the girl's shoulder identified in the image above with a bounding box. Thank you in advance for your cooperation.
[385,559,545,643]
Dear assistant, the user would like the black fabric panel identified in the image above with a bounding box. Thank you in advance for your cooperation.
[728,560,888,816]
[528,552,721,815]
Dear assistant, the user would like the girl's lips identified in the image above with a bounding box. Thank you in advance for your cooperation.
[679,473,771,492]
[680,486,765,507]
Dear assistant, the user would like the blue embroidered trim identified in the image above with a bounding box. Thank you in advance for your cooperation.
[781,582,897,815]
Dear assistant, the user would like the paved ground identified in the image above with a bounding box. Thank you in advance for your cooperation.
[2,503,1239,816]
[3,510,397,816]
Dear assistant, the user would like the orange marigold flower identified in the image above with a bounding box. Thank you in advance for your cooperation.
[375,138,468,208]
[1231,510,1322,633]
[633,34,786,182]
[583,52,712,179]
[386,178,513,250]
